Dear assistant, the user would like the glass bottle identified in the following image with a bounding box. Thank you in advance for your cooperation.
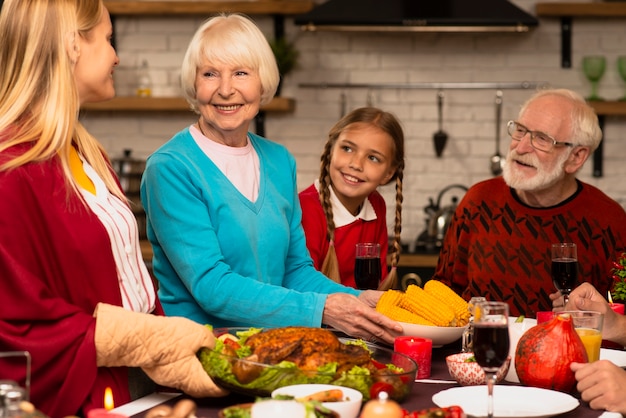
[461,296,487,352]
[136,60,152,97]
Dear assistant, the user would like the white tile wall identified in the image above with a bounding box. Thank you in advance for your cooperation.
[81,0,626,244]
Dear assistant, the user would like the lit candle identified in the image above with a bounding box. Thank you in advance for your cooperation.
[608,292,625,315]
[394,336,432,379]
[104,387,114,411]
[86,388,129,418]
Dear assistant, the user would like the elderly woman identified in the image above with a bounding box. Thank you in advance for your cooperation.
[140,13,402,343]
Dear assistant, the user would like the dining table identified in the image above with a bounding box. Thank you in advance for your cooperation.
[112,342,624,418]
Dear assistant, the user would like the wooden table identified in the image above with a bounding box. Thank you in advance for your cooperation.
[115,343,608,418]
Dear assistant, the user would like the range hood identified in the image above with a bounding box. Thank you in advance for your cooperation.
[294,0,539,33]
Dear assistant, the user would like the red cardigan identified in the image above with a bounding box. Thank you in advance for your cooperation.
[299,184,389,288]
[0,145,162,417]
[433,177,626,317]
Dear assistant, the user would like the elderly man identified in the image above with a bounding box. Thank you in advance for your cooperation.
[432,88,626,317]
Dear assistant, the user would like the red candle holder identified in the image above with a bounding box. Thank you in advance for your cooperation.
[609,302,625,315]
[536,311,555,324]
[394,336,432,379]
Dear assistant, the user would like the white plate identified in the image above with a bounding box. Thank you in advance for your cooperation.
[399,322,467,347]
[432,385,579,418]
[600,348,626,367]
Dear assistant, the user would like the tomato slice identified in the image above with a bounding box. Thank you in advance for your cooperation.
[370,359,387,369]
[223,338,241,350]
[369,381,395,399]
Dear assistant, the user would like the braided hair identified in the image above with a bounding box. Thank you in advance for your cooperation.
[318,107,405,290]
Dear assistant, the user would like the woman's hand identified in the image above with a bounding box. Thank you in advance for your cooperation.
[572,360,626,415]
[322,293,403,345]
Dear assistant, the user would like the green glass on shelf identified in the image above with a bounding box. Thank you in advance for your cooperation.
[618,56,626,102]
[582,56,606,101]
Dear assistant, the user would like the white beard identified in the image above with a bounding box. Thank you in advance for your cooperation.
[503,149,570,192]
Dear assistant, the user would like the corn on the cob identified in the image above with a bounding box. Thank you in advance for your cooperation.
[424,280,470,327]
[402,284,456,326]
[376,290,436,325]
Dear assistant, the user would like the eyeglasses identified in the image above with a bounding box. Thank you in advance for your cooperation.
[506,121,575,152]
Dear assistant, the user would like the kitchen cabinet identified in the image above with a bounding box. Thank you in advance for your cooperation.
[536,2,626,68]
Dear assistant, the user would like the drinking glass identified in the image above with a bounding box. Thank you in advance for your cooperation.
[582,56,606,101]
[551,243,578,305]
[461,296,487,353]
[561,311,604,362]
[354,243,381,290]
[618,56,626,101]
[473,301,510,418]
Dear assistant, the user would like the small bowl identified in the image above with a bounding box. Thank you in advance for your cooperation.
[446,352,511,386]
[272,384,362,418]
[218,401,340,418]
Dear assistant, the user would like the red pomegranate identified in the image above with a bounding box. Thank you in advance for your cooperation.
[515,313,587,392]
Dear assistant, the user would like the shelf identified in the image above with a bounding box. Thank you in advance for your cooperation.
[103,1,314,16]
[536,2,626,68]
[587,101,626,116]
[81,96,295,113]
[536,2,626,17]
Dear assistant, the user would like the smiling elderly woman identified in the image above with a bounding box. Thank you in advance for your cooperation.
[140,13,403,344]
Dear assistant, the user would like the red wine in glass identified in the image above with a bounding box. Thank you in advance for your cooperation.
[473,324,511,371]
[551,243,578,304]
[551,258,578,302]
[472,301,509,418]
[354,257,381,290]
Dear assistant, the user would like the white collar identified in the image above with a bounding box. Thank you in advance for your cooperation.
[314,179,377,228]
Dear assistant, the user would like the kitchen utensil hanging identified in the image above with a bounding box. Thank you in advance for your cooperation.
[433,90,448,157]
[490,90,504,176]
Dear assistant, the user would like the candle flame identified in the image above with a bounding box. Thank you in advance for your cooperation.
[104,387,114,411]
[608,291,614,304]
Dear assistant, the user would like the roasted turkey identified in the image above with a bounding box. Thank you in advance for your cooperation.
[227,326,376,384]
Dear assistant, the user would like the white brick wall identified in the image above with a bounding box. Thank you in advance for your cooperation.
[81,0,626,245]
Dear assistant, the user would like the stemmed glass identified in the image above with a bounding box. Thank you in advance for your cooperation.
[617,56,626,101]
[461,296,487,353]
[473,301,510,418]
[582,56,606,101]
[551,243,578,305]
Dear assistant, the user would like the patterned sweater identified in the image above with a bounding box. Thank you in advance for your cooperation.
[432,177,626,317]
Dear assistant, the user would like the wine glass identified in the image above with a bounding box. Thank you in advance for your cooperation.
[461,296,487,353]
[582,56,606,101]
[473,301,510,418]
[551,243,578,305]
[354,243,381,290]
[617,56,626,101]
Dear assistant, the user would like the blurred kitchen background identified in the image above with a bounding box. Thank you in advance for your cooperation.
[81,0,626,258]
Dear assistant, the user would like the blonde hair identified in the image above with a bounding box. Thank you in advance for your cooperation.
[181,13,279,113]
[519,88,602,152]
[0,0,125,201]
[318,107,405,290]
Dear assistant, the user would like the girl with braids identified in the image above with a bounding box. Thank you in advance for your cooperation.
[299,107,405,290]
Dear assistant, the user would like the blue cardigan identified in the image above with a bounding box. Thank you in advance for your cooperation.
[141,128,360,328]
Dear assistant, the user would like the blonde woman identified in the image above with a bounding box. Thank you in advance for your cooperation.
[0,1,225,416]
